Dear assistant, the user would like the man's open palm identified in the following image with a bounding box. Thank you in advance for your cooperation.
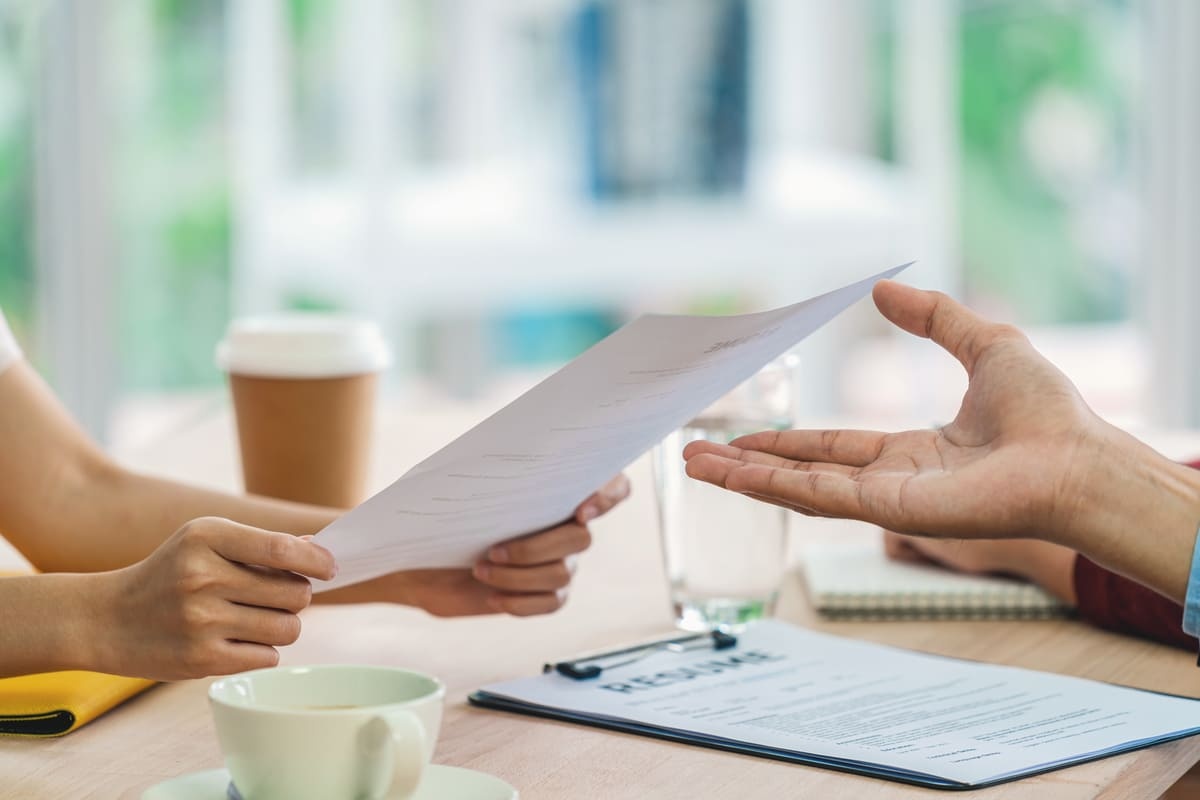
[683,281,1102,541]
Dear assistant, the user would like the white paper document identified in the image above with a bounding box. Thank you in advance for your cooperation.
[472,621,1200,789]
[316,264,907,591]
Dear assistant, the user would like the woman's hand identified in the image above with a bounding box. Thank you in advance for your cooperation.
[93,517,337,681]
[322,474,632,616]
[882,530,1078,605]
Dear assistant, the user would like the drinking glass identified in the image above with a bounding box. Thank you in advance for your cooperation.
[652,354,796,631]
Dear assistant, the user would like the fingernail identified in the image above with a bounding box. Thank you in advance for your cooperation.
[473,563,491,580]
[489,545,509,563]
[579,505,598,523]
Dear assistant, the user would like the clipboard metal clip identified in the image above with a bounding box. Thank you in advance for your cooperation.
[546,630,737,680]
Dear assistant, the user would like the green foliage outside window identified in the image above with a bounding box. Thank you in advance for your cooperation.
[115,0,231,390]
[959,1,1135,323]
[0,5,33,342]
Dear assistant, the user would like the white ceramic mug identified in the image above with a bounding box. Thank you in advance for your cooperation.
[209,665,445,800]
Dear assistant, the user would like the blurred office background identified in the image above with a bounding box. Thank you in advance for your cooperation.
[0,0,1196,447]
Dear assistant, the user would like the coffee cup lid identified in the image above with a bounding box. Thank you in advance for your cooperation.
[216,315,391,378]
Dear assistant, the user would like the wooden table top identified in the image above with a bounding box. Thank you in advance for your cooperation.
[2,401,1199,799]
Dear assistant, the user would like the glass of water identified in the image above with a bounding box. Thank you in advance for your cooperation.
[652,354,796,632]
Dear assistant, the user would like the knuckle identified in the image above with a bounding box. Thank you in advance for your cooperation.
[238,648,280,673]
[181,641,218,677]
[180,517,219,541]
[177,556,218,594]
[517,592,566,616]
[277,614,302,645]
[990,322,1020,337]
[573,526,593,552]
[549,563,573,589]
[178,573,214,598]
[502,541,532,563]
[265,533,293,564]
[175,521,204,549]
[180,598,218,630]
[989,323,1027,345]
[291,579,314,611]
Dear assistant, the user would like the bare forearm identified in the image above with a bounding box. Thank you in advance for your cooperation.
[115,468,338,542]
[25,464,339,573]
[1065,425,1200,605]
[0,363,340,573]
[0,574,103,677]
[1002,542,1078,606]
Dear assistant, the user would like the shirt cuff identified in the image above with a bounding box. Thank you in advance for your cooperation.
[1182,523,1200,638]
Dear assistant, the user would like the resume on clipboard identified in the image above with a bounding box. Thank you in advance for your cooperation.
[470,621,1200,790]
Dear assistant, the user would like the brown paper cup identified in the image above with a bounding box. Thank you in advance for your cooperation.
[217,316,390,509]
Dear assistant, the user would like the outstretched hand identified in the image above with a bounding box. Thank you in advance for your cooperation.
[683,281,1106,544]
[684,280,1200,604]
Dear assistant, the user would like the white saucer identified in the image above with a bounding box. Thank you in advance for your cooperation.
[142,764,518,800]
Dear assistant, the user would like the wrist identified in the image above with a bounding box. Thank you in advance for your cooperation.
[21,573,114,674]
[1065,424,1200,603]
[56,570,125,674]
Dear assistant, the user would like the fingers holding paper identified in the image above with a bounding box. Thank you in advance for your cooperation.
[337,474,631,618]
[473,526,586,616]
[474,473,631,615]
[97,517,337,680]
[573,473,633,523]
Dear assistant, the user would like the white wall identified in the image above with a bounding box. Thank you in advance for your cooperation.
[1143,0,1200,427]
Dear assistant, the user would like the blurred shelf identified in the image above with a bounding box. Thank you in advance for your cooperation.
[248,152,925,313]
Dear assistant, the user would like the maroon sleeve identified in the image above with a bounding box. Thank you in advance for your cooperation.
[1069,457,1200,651]
[1073,555,1196,650]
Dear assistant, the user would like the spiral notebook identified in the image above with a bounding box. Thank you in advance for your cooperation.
[801,534,1071,621]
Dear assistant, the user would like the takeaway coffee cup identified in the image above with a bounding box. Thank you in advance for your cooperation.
[208,665,445,800]
[216,315,390,508]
